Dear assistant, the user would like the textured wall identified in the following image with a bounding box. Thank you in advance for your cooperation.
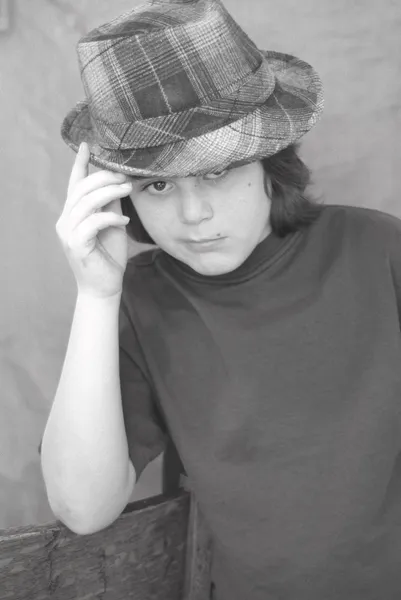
[0,0,400,529]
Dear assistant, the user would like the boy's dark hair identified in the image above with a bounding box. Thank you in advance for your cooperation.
[121,141,324,245]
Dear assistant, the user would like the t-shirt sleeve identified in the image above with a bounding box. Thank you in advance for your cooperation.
[118,298,169,481]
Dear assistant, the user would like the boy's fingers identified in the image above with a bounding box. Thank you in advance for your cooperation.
[67,142,89,199]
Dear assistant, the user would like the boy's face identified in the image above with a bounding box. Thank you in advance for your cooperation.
[128,160,271,276]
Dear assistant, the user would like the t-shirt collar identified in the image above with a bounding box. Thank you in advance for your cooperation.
[161,229,301,285]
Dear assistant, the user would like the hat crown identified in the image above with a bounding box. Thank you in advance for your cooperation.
[81,0,212,41]
[77,0,267,122]
[63,0,324,176]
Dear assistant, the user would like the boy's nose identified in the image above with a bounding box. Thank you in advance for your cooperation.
[179,190,213,224]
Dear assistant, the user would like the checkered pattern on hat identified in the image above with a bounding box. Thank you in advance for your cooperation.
[61,0,324,177]
[77,0,276,149]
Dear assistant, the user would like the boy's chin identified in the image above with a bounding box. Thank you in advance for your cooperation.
[185,256,242,277]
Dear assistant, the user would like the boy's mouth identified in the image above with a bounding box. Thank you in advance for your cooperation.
[184,237,226,250]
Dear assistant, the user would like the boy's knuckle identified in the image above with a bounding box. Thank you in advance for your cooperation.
[66,235,77,251]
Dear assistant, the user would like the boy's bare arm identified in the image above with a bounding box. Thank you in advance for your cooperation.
[40,292,135,535]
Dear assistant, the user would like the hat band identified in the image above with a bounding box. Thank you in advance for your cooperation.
[90,56,276,150]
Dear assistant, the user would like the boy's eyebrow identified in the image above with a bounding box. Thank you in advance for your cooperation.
[128,164,237,182]
[128,175,171,182]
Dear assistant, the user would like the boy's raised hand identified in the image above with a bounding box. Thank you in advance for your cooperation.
[56,142,133,300]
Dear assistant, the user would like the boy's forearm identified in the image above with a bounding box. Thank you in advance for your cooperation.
[40,292,135,533]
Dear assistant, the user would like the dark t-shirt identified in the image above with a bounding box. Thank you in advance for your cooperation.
[68,204,401,599]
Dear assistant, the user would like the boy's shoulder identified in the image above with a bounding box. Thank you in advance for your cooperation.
[322,203,401,243]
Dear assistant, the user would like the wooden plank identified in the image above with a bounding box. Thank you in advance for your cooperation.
[162,441,214,600]
[181,478,214,600]
[0,489,190,600]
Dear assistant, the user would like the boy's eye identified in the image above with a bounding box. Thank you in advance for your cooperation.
[151,181,167,192]
[143,180,172,194]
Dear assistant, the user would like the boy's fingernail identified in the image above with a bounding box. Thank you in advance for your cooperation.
[79,142,86,154]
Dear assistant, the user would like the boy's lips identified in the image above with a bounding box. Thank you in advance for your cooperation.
[186,236,222,242]
[184,237,227,250]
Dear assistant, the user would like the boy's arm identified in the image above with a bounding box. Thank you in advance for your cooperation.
[39,293,136,535]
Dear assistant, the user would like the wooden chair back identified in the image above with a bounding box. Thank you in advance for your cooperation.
[1,438,213,599]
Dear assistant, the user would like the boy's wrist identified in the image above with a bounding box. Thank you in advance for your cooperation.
[76,290,122,310]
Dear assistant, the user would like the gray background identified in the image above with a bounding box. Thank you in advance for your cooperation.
[0,0,400,528]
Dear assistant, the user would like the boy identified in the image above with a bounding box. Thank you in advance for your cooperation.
[39,1,401,598]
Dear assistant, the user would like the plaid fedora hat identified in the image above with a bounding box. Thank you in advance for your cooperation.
[61,0,324,178]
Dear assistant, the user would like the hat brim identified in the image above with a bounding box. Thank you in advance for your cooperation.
[61,50,324,178]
